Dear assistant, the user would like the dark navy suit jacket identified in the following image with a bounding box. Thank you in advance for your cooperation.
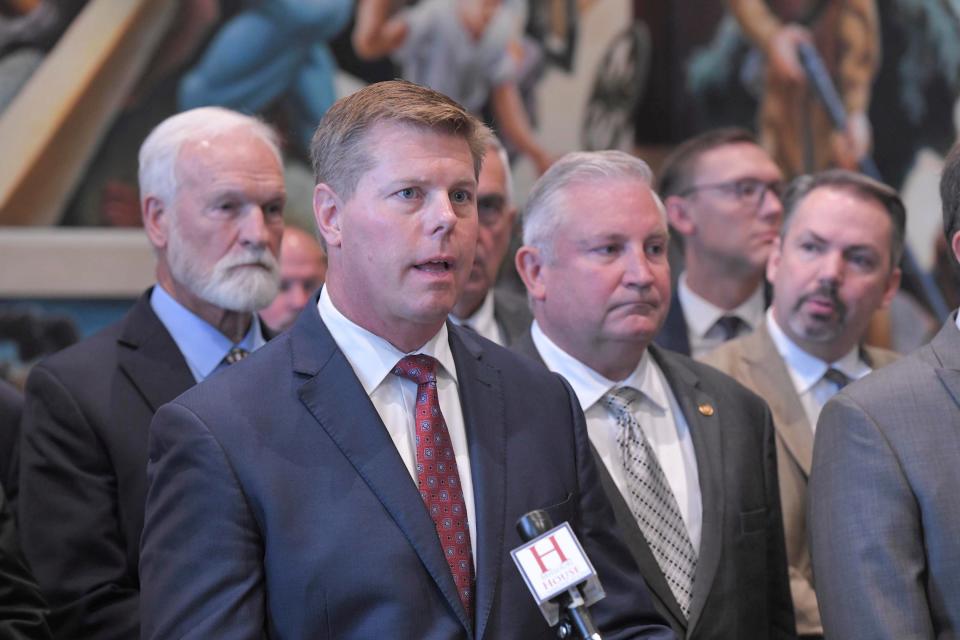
[139,300,674,639]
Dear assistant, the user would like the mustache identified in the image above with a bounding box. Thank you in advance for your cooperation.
[795,284,846,318]
[216,246,279,275]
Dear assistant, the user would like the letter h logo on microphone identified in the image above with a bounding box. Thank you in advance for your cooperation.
[529,535,569,573]
[511,522,598,605]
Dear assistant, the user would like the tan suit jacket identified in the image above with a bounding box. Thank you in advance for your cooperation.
[702,320,896,636]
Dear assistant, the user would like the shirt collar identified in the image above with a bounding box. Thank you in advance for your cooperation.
[677,272,766,339]
[150,285,265,382]
[766,309,868,393]
[318,285,457,396]
[530,320,668,413]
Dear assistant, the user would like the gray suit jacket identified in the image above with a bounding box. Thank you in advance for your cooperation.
[702,321,897,636]
[514,329,796,639]
[810,316,960,639]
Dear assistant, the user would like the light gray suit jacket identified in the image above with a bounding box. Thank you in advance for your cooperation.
[810,316,960,639]
[702,321,897,636]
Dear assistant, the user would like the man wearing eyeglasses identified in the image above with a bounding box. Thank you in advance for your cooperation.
[703,169,902,638]
[449,135,531,345]
[656,128,785,358]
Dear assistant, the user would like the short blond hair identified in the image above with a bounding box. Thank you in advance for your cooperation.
[310,80,490,200]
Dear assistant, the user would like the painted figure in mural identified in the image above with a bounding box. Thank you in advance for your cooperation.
[728,0,879,178]
[179,0,353,156]
[353,0,554,174]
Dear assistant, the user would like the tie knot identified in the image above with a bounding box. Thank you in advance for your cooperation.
[223,346,249,366]
[713,315,745,341]
[602,386,642,419]
[822,367,851,390]
[393,354,438,385]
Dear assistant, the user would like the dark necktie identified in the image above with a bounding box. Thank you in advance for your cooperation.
[222,347,249,366]
[822,368,851,391]
[392,355,474,617]
[713,315,746,341]
[603,387,697,618]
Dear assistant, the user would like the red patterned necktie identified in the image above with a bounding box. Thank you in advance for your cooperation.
[392,354,474,618]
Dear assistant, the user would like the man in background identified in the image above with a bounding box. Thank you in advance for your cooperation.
[19,106,285,639]
[809,142,960,639]
[260,225,327,333]
[513,150,795,638]
[704,169,902,638]
[449,134,530,345]
[656,128,784,358]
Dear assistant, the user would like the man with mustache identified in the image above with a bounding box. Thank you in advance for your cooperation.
[702,169,902,639]
[18,106,285,639]
[513,150,795,638]
[449,134,530,345]
[808,151,960,638]
[656,128,784,358]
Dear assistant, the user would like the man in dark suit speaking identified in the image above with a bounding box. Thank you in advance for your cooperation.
[512,150,795,639]
[139,80,673,639]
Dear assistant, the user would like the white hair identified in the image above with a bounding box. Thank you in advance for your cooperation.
[521,150,660,261]
[138,106,282,208]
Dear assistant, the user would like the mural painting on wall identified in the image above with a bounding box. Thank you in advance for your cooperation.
[617,0,960,187]
[0,0,584,231]
[1,0,959,217]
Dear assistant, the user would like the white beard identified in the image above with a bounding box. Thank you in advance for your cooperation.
[167,225,280,313]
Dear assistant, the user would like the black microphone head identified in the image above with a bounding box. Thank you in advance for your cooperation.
[516,509,555,542]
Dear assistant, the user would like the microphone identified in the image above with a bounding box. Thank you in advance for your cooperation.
[511,509,605,640]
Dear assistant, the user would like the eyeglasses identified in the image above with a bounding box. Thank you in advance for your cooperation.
[680,178,785,208]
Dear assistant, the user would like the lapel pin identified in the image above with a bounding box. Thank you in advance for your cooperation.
[698,403,715,417]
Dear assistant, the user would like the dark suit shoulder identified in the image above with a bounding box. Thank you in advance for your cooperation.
[30,317,125,380]
[654,345,769,406]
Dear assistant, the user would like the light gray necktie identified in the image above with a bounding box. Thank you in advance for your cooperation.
[603,386,698,619]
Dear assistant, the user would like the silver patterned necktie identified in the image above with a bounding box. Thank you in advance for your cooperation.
[603,386,698,619]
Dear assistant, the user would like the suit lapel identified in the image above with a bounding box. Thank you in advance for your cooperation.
[650,346,723,635]
[116,292,195,412]
[449,326,506,640]
[739,323,814,475]
[291,307,473,636]
[929,315,960,409]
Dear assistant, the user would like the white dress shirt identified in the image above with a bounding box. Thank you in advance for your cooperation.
[531,321,702,552]
[677,272,766,359]
[766,309,872,430]
[449,290,504,346]
[317,286,477,560]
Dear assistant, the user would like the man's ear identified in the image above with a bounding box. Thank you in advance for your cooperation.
[515,245,547,301]
[766,235,783,283]
[665,195,695,237]
[314,183,344,249]
[142,196,168,250]
[879,267,902,310]
[951,229,960,268]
